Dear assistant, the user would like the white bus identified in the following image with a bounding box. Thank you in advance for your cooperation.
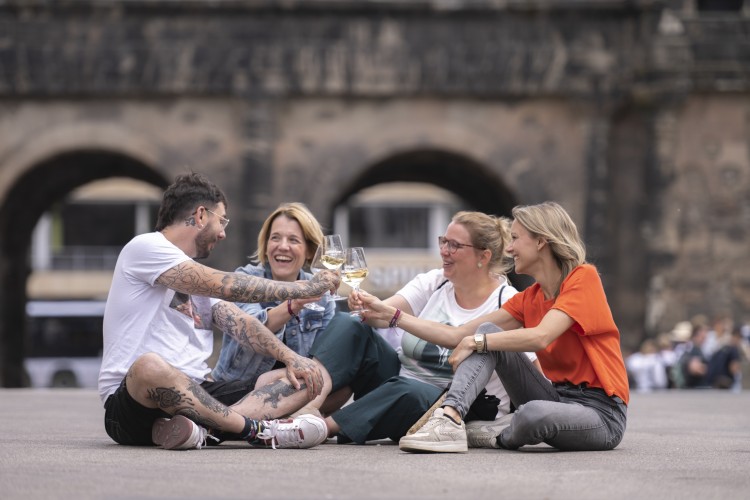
[24,300,105,388]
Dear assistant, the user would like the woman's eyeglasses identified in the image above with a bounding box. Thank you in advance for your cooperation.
[438,236,478,254]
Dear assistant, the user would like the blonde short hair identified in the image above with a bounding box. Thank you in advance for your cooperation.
[253,202,324,267]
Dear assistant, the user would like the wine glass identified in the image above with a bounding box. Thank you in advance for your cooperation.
[320,234,347,301]
[302,245,326,312]
[342,246,369,316]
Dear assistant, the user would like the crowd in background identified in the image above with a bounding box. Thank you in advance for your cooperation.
[626,313,749,393]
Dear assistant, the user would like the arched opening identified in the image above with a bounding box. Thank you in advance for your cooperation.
[0,150,168,387]
[334,149,517,217]
[331,149,531,297]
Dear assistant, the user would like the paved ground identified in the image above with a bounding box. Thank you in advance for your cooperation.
[1,388,748,499]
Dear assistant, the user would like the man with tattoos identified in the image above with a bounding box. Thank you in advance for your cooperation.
[98,172,340,450]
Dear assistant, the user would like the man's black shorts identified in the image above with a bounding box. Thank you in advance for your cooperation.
[103,377,257,446]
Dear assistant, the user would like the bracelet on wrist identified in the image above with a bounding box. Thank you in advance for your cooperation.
[389,308,402,328]
[287,299,300,323]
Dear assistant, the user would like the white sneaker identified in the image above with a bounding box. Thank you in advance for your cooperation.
[398,408,468,453]
[152,415,208,450]
[465,414,513,449]
[253,414,328,449]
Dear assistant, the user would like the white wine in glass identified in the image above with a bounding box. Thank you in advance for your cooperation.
[322,234,347,301]
[341,268,369,290]
[343,247,369,316]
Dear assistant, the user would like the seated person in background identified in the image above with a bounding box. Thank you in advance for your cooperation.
[703,312,734,360]
[626,338,668,392]
[706,327,744,390]
[681,324,710,388]
[99,173,339,451]
[655,332,679,388]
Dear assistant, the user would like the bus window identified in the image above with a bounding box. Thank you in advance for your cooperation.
[24,300,105,388]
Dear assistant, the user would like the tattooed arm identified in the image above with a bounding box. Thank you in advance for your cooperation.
[211,301,324,399]
[156,260,339,303]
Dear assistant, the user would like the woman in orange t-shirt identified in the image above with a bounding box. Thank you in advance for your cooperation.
[395,201,629,453]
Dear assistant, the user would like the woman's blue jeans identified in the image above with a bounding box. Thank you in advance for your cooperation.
[443,323,627,451]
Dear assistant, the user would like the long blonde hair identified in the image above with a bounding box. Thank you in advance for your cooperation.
[253,202,324,267]
[451,211,513,278]
[511,202,586,295]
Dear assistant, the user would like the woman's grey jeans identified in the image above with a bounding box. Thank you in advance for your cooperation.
[443,323,627,451]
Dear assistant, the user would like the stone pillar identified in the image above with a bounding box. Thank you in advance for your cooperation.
[239,98,277,255]
[606,107,656,352]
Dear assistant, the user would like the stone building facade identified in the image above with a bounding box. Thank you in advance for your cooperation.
[1,0,749,385]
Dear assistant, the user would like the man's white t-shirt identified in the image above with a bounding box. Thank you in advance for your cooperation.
[394,269,537,416]
[98,232,216,403]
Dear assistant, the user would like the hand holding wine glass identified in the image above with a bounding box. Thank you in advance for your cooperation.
[302,245,326,311]
[342,246,369,316]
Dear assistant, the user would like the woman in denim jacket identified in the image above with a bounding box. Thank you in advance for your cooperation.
[212,202,335,383]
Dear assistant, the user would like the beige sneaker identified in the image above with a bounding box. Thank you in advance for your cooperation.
[399,408,468,453]
[465,413,513,448]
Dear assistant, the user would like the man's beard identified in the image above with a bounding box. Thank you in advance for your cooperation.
[194,231,213,260]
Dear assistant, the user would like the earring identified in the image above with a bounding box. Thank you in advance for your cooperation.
[477,262,483,268]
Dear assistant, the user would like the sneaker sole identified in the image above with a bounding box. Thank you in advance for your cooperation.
[399,439,468,454]
[152,415,195,450]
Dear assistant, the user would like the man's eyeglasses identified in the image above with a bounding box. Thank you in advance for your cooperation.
[438,236,478,254]
[206,208,230,229]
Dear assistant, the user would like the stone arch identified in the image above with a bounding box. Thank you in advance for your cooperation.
[333,148,518,217]
[0,150,168,386]
[329,147,534,292]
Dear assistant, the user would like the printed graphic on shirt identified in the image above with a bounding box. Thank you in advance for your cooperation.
[170,292,208,329]
[401,331,453,377]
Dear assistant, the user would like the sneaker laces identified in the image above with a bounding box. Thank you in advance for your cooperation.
[418,410,456,433]
[420,416,448,432]
[193,426,211,450]
[256,419,302,450]
[199,430,220,449]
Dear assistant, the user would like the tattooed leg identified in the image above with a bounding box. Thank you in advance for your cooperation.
[230,378,313,420]
[254,368,287,390]
[251,361,335,417]
[125,353,246,434]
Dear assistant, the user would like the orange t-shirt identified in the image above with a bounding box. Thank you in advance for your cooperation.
[503,264,630,405]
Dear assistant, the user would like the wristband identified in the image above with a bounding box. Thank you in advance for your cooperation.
[389,309,402,328]
[287,299,300,323]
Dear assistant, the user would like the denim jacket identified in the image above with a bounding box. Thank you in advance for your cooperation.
[211,263,335,382]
